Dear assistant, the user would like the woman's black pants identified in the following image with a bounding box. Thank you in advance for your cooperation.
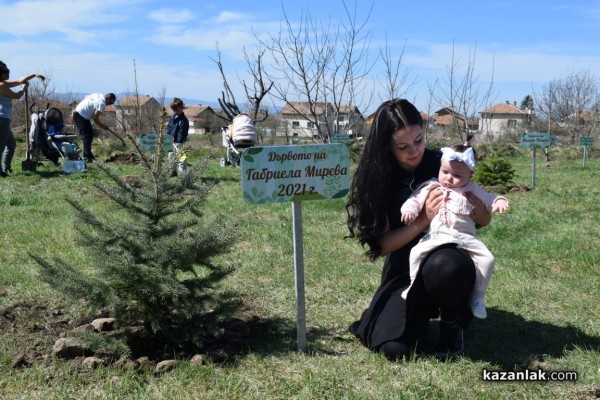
[380,244,475,360]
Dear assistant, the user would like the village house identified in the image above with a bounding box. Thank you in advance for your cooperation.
[165,104,222,135]
[479,101,530,140]
[279,101,365,138]
[115,95,162,133]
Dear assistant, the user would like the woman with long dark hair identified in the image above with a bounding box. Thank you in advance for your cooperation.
[346,99,491,360]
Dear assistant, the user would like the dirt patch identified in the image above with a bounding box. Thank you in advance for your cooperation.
[105,152,140,164]
[0,302,70,367]
[0,302,264,369]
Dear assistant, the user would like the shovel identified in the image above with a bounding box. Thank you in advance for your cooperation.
[21,88,37,171]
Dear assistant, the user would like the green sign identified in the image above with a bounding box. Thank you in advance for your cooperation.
[331,134,349,144]
[241,144,350,204]
[579,136,594,146]
[138,133,173,152]
[521,132,551,148]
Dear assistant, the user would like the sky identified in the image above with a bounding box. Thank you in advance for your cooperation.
[1,0,600,115]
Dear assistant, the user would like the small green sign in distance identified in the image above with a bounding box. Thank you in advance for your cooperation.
[241,144,350,204]
[579,136,594,146]
[331,134,350,144]
[520,132,551,148]
[138,133,174,152]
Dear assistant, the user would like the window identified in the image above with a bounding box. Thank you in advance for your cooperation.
[307,122,315,129]
[507,119,517,128]
[292,121,300,127]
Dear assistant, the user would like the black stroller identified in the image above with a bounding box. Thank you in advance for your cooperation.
[220,113,257,167]
[28,104,85,173]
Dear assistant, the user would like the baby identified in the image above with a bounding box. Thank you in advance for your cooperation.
[401,144,509,319]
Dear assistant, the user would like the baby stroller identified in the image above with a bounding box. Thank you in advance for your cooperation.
[220,113,257,167]
[28,104,85,173]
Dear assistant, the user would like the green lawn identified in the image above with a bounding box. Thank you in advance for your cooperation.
[0,139,598,399]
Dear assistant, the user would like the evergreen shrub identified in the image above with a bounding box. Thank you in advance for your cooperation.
[32,111,237,346]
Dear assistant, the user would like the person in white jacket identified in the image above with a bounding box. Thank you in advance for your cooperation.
[401,144,509,319]
[73,93,116,163]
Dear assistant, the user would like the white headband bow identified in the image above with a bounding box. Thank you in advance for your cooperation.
[441,147,476,172]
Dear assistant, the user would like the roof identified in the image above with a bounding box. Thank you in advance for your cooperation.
[165,104,218,125]
[435,113,466,127]
[118,95,159,107]
[280,102,333,116]
[339,105,361,114]
[434,107,466,127]
[565,110,600,122]
[165,104,213,118]
[435,107,461,116]
[480,102,527,115]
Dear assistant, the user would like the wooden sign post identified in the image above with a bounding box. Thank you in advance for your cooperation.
[520,132,550,190]
[579,136,594,168]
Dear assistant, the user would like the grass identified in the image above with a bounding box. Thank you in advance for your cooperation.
[0,138,599,399]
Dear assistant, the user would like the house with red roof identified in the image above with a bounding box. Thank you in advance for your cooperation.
[479,101,530,140]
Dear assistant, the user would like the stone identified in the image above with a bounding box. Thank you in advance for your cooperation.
[82,356,105,369]
[11,351,27,368]
[68,323,94,335]
[90,318,116,332]
[52,337,90,359]
[137,356,153,370]
[154,360,177,374]
[114,356,138,371]
[189,354,205,366]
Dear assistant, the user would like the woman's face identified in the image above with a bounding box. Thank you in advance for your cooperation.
[389,124,425,171]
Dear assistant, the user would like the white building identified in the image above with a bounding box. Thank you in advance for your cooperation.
[479,101,529,140]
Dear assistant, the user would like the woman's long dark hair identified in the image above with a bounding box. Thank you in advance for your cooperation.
[346,99,423,260]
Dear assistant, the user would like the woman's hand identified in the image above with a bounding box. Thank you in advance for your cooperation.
[424,187,444,222]
[466,191,492,227]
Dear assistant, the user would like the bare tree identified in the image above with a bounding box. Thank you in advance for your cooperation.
[112,60,162,145]
[260,1,374,142]
[210,43,273,144]
[422,79,440,143]
[434,42,496,144]
[535,70,600,143]
[378,35,416,102]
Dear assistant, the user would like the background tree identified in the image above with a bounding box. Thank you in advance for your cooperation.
[435,43,496,144]
[211,44,273,143]
[260,1,374,141]
[378,35,416,102]
[535,69,600,143]
[113,60,163,142]
[520,94,534,110]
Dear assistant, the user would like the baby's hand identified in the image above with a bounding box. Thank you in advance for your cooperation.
[492,199,509,214]
[401,211,417,225]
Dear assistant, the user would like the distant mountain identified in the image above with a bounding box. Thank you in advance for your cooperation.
[51,92,221,109]
[177,97,220,109]
[50,93,282,114]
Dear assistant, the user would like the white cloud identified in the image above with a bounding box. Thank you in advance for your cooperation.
[148,8,194,24]
[216,11,251,23]
[147,14,280,59]
[0,0,129,43]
